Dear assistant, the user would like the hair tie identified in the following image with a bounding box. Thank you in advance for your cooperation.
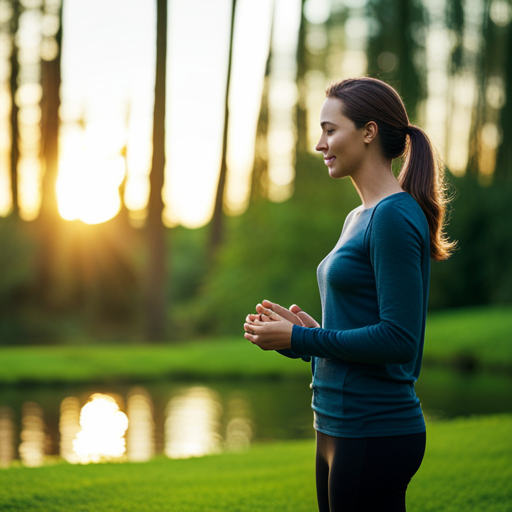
[404,125,412,135]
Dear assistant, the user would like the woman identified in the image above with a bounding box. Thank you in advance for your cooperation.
[243,77,455,512]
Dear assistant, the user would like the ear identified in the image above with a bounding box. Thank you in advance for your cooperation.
[363,121,378,144]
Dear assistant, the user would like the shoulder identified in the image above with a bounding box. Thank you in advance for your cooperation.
[372,193,427,232]
[368,193,429,250]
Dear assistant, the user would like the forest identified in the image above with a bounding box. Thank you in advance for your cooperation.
[1,0,511,345]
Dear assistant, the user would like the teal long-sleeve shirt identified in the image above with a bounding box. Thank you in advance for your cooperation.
[283,192,430,438]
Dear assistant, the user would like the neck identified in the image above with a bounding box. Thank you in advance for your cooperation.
[350,160,403,210]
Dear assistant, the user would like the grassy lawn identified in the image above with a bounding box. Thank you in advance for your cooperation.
[0,415,510,512]
[0,304,511,385]
[423,305,512,368]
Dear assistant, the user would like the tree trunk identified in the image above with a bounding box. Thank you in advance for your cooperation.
[250,9,274,203]
[145,0,168,341]
[466,0,492,176]
[9,1,20,216]
[494,17,512,183]
[209,0,237,255]
[295,0,308,158]
[35,0,62,307]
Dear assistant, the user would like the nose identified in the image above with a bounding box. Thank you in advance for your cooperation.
[315,134,327,153]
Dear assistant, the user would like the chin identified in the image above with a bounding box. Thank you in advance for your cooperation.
[328,167,347,179]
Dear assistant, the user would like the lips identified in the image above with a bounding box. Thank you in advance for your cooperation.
[324,156,336,165]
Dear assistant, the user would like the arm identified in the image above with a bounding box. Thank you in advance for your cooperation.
[290,203,426,364]
[276,348,311,362]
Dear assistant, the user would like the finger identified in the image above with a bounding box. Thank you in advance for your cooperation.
[244,322,264,333]
[246,313,260,323]
[244,332,259,344]
[290,305,320,328]
[264,301,303,325]
[243,323,255,333]
[256,304,282,322]
[258,313,272,323]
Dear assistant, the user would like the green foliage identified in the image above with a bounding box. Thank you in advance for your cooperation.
[0,218,37,341]
[429,173,512,309]
[424,305,512,368]
[0,415,510,512]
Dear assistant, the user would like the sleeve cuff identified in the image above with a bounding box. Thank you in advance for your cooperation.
[291,324,309,356]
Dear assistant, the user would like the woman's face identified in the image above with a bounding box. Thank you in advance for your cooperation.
[315,98,367,179]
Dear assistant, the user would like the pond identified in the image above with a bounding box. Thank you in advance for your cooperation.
[0,366,511,467]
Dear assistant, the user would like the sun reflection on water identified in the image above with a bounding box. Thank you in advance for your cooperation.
[126,387,155,462]
[72,393,128,464]
[165,387,223,459]
[0,406,15,468]
[225,394,254,452]
[19,402,46,467]
[59,396,81,464]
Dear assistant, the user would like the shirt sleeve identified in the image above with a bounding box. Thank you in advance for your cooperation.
[276,348,311,362]
[290,202,426,364]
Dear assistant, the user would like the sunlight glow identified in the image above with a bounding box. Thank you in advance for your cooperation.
[56,153,124,224]
[56,123,126,224]
[225,394,253,451]
[224,0,274,216]
[73,393,128,464]
[19,402,45,467]
[267,0,303,203]
[126,388,155,463]
[0,406,15,468]
[165,387,222,459]
[60,396,81,464]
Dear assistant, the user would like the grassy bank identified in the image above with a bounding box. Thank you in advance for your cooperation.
[0,304,511,385]
[423,305,512,368]
[0,415,511,512]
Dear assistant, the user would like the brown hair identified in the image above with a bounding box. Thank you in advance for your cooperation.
[326,77,456,261]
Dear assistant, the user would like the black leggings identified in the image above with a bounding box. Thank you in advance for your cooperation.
[315,430,426,512]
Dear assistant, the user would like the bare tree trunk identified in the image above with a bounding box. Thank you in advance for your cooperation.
[9,1,20,217]
[209,0,237,255]
[466,0,492,176]
[145,0,168,341]
[250,9,274,203]
[250,69,270,202]
[36,0,62,307]
[494,16,512,183]
[295,0,308,157]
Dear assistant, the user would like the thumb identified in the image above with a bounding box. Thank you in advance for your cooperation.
[290,305,320,328]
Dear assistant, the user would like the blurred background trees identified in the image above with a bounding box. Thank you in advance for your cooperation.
[0,0,511,344]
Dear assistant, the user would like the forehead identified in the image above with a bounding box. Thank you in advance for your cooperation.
[319,97,346,124]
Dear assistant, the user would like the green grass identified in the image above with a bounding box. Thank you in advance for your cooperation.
[0,304,511,385]
[0,415,510,512]
[424,305,512,368]
[0,338,309,385]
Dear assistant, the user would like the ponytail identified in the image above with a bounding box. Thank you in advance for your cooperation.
[326,77,456,261]
[400,126,456,261]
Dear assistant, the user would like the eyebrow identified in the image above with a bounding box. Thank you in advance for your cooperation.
[320,121,337,128]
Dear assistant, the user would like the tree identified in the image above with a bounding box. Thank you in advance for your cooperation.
[35,0,63,307]
[366,0,426,118]
[492,10,512,183]
[295,0,308,157]
[250,8,274,203]
[9,0,20,216]
[145,0,168,341]
[209,0,237,256]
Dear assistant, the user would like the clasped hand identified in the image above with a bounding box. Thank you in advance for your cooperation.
[244,299,320,351]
